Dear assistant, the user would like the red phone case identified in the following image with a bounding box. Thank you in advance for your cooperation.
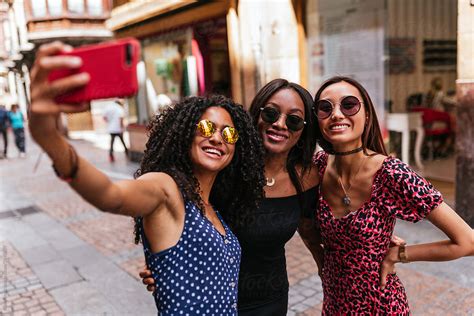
[48,38,140,104]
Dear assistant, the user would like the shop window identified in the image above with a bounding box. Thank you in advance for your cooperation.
[67,0,85,14]
[87,0,103,16]
[31,0,47,17]
[47,0,63,16]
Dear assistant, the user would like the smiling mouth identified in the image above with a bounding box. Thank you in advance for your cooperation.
[329,124,350,131]
[266,130,288,142]
[202,146,224,157]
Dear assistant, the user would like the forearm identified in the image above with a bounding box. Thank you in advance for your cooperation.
[301,236,324,270]
[30,116,122,213]
[405,238,473,262]
[298,218,325,271]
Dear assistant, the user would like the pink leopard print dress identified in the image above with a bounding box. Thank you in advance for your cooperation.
[313,151,443,315]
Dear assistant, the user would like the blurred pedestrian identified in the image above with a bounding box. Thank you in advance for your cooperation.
[8,104,26,158]
[103,99,128,162]
[0,104,8,158]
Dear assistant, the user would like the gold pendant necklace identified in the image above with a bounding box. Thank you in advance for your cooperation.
[265,164,285,187]
[266,177,275,187]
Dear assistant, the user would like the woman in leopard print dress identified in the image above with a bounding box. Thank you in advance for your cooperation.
[311,76,473,315]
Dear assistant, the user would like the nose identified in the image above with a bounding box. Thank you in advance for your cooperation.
[331,105,345,120]
[208,129,223,145]
[272,113,288,130]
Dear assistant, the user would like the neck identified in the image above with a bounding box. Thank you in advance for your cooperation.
[333,151,366,179]
[193,171,217,204]
[264,152,288,175]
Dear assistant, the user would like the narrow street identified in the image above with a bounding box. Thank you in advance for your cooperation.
[1,131,473,315]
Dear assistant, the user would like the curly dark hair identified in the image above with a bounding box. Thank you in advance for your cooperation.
[134,95,266,243]
[248,79,318,201]
[313,76,387,156]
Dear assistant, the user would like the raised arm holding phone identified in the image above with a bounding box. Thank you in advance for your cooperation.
[29,41,266,315]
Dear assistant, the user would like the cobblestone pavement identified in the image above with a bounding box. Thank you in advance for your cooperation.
[1,130,473,315]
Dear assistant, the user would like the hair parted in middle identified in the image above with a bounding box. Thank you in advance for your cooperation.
[313,76,387,156]
[248,78,318,201]
[134,95,266,243]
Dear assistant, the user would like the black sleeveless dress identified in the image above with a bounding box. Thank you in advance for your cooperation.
[235,186,318,315]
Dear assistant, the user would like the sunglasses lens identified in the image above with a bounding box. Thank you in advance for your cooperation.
[316,100,332,119]
[286,115,305,131]
[260,107,280,124]
[197,120,214,138]
[222,126,239,144]
[341,96,361,116]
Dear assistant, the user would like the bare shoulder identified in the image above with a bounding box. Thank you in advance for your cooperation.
[136,172,182,205]
[366,152,388,171]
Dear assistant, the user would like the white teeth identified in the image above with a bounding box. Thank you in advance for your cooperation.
[203,148,222,156]
[330,124,349,130]
[267,132,286,141]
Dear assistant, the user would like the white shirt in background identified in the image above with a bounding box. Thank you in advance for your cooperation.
[103,102,125,134]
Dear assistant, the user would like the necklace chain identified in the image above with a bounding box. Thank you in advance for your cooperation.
[336,156,367,207]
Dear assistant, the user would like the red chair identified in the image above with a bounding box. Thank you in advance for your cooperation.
[410,107,452,159]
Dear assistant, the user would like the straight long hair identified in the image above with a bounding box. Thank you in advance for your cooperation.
[249,78,318,204]
[313,76,387,156]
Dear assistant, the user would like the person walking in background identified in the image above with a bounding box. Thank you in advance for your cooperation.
[8,104,26,158]
[103,99,128,162]
[0,105,9,158]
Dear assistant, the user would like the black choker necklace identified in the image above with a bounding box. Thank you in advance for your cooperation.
[330,147,363,156]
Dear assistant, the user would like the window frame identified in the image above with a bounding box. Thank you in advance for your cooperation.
[25,0,111,22]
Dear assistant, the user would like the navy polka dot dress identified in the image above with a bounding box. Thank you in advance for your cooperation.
[138,200,241,315]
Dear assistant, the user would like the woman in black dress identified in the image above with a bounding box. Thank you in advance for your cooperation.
[141,79,323,315]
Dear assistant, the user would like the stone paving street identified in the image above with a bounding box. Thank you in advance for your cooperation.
[0,130,473,315]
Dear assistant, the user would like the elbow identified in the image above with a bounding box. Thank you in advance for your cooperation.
[453,233,474,258]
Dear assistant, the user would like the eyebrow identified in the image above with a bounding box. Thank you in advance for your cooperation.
[202,119,235,129]
[265,102,304,115]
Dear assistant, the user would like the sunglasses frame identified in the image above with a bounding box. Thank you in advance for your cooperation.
[196,119,239,144]
[313,96,363,119]
[259,107,306,131]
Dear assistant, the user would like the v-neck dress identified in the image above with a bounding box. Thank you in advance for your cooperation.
[313,151,443,315]
[138,199,241,315]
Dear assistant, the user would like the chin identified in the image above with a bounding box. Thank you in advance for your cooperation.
[264,142,293,155]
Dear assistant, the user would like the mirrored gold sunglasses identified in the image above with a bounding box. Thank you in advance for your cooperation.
[196,119,239,144]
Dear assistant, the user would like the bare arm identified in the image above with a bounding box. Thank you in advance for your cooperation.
[29,41,167,218]
[298,218,324,276]
[380,202,473,288]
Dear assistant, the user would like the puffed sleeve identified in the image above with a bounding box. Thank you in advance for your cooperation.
[384,157,443,222]
[312,150,327,171]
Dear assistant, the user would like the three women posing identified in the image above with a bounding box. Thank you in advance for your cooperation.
[29,40,472,315]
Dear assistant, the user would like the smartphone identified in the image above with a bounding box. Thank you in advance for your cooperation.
[48,38,140,103]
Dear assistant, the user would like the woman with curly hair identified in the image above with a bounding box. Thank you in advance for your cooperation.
[141,78,323,315]
[28,42,265,315]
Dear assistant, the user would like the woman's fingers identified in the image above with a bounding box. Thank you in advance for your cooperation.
[57,102,90,114]
[142,277,155,285]
[146,285,155,292]
[39,55,83,71]
[48,72,90,98]
[389,235,406,247]
[139,267,152,278]
[31,42,73,80]
[36,41,72,59]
